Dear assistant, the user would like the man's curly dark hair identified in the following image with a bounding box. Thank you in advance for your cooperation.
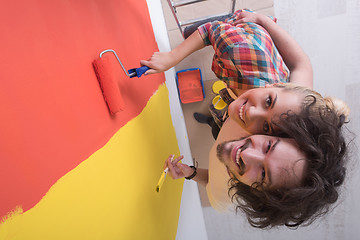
[228,96,348,228]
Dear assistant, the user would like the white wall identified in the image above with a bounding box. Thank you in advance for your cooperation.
[275,0,360,99]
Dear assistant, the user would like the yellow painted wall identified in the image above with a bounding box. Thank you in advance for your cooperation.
[0,84,183,240]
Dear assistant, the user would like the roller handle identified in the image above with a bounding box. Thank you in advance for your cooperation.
[128,66,151,78]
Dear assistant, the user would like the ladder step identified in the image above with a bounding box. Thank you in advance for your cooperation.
[180,13,229,26]
[172,0,207,8]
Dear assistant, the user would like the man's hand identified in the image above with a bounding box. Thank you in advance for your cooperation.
[164,154,194,179]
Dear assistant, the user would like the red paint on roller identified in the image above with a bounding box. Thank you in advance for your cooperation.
[93,55,125,114]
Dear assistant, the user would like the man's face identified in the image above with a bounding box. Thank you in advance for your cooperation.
[216,135,307,189]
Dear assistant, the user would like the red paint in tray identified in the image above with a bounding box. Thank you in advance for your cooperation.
[176,68,205,104]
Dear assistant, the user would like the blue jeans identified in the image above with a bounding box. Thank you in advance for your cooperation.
[183,14,232,39]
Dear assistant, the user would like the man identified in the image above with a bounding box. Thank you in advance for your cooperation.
[166,117,305,210]
[165,108,347,228]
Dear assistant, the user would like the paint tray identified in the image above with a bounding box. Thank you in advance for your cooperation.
[176,68,205,104]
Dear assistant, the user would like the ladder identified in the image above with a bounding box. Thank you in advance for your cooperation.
[167,0,237,37]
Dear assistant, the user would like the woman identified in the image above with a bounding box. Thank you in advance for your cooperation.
[141,10,349,136]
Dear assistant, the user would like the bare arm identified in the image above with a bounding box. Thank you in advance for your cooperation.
[234,11,313,88]
[141,31,206,75]
[165,155,208,187]
[188,168,208,187]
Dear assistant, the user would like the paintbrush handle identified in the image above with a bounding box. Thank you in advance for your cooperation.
[155,155,174,192]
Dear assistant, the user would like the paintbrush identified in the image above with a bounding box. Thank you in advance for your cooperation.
[156,155,174,192]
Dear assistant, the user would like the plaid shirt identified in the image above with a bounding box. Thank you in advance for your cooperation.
[198,10,289,89]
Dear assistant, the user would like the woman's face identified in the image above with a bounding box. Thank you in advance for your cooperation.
[228,87,303,134]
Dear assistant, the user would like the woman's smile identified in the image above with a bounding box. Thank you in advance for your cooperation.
[238,100,247,125]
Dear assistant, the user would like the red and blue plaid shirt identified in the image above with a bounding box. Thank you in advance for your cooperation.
[198,10,289,89]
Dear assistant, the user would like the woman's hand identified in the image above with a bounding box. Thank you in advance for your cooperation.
[232,11,268,26]
[140,51,177,75]
[141,31,206,75]
[164,154,194,179]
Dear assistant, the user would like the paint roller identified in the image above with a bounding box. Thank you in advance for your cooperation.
[92,49,150,114]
